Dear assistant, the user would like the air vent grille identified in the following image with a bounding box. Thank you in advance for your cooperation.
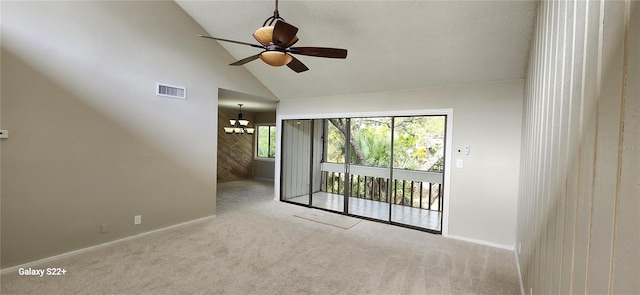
[156,82,186,99]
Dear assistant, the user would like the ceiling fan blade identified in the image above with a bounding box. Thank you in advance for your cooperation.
[287,55,309,73]
[230,54,261,66]
[285,36,299,48]
[289,47,348,59]
[198,35,264,49]
[272,20,298,47]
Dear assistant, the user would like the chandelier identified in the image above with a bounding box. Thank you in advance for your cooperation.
[224,104,254,135]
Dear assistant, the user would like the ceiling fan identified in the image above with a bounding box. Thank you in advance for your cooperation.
[198,0,347,73]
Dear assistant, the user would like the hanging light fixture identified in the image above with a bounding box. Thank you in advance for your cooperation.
[224,104,255,135]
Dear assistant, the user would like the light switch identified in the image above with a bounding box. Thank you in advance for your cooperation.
[0,130,8,139]
[456,159,464,168]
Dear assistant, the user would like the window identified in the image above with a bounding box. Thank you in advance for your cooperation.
[256,125,276,159]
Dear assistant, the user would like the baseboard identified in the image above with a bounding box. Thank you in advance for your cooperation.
[444,234,514,251]
[0,215,217,275]
[515,249,525,295]
[253,177,274,182]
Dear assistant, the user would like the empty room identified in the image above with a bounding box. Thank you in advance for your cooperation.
[1,0,638,294]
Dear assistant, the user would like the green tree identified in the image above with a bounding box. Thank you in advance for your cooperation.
[326,116,444,172]
[325,116,445,205]
[257,126,276,158]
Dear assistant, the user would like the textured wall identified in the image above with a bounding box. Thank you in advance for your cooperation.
[217,107,255,182]
[517,0,639,294]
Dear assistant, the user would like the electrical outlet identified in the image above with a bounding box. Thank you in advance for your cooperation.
[100,223,109,234]
[134,215,142,225]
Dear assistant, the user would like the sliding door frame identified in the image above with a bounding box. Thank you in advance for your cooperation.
[276,109,453,236]
[343,118,351,214]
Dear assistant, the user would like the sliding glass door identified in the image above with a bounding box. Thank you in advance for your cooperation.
[312,119,346,212]
[346,117,392,222]
[389,116,446,232]
[280,119,312,205]
[280,115,446,233]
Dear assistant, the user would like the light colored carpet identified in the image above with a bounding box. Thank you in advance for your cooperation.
[294,210,362,229]
[1,179,519,294]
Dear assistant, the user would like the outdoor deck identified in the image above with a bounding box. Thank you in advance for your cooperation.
[288,192,442,231]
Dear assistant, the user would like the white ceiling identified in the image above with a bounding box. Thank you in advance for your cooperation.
[218,88,278,111]
[177,0,537,101]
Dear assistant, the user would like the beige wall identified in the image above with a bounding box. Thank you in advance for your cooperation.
[253,111,277,181]
[255,111,276,124]
[253,160,274,181]
[277,80,524,248]
[517,0,639,294]
[0,1,274,268]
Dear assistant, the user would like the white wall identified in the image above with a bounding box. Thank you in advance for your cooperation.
[0,1,275,268]
[517,0,639,294]
[277,80,523,248]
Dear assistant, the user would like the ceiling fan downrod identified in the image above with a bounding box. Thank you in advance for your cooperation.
[263,0,285,26]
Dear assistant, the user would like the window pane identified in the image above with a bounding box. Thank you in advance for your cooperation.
[393,116,445,172]
[268,126,276,158]
[257,126,270,158]
[326,119,346,163]
[349,117,391,168]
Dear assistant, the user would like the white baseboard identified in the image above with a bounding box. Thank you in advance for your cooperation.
[0,215,217,275]
[515,249,525,295]
[444,234,514,251]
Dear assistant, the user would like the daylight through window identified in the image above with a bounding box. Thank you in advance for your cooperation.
[256,125,276,158]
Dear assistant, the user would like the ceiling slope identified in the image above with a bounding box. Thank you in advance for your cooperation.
[177,0,536,101]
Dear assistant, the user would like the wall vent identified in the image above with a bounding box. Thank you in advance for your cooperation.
[156,82,186,100]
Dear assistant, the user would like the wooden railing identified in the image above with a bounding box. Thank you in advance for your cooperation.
[319,163,443,212]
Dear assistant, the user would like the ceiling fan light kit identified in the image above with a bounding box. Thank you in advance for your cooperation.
[198,0,347,73]
[253,26,274,45]
[260,51,293,67]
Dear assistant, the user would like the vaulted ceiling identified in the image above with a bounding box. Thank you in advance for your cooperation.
[176,0,537,102]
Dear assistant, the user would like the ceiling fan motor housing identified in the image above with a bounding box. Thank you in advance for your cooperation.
[255,25,295,66]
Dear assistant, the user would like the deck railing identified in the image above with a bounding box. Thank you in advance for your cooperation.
[319,163,443,212]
